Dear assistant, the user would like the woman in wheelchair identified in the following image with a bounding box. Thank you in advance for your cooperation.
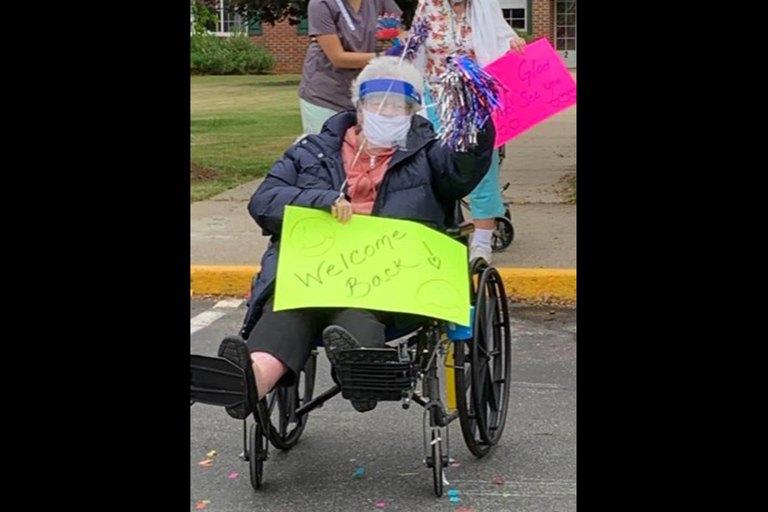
[206,56,495,421]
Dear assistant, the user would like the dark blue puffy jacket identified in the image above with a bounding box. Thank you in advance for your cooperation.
[240,110,495,337]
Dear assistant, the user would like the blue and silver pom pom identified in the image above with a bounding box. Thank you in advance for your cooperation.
[436,55,505,152]
[385,17,430,61]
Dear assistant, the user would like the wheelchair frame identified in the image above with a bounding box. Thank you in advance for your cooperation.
[191,257,513,497]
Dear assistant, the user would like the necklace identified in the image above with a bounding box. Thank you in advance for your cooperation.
[362,149,377,168]
[445,0,469,48]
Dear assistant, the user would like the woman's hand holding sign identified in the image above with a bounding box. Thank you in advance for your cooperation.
[509,36,526,55]
[331,197,353,223]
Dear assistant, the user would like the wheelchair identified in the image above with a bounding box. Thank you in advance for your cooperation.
[190,222,513,497]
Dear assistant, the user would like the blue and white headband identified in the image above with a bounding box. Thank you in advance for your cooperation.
[359,79,422,105]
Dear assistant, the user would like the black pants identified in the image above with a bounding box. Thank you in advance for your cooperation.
[245,297,395,386]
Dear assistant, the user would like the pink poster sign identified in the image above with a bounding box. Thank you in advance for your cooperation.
[485,39,577,147]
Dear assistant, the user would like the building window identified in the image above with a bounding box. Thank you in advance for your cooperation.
[555,0,576,51]
[502,8,526,30]
[297,16,309,35]
[213,0,244,36]
[248,17,262,36]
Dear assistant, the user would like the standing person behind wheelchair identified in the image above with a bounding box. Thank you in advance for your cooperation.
[298,0,402,135]
[404,0,526,263]
[217,56,495,417]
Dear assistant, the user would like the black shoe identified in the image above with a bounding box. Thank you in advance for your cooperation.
[217,335,259,420]
[322,325,362,367]
[323,326,377,413]
[351,399,377,412]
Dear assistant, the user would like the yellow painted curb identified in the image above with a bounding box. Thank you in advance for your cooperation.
[191,265,576,301]
[497,268,576,302]
[191,265,259,296]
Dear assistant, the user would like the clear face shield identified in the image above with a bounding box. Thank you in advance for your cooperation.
[358,79,421,149]
[361,93,413,117]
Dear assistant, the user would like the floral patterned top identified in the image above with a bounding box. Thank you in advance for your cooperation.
[419,0,476,100]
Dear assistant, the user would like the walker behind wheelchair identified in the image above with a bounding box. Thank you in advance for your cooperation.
[190,218,513,497]
[457,144,515,253]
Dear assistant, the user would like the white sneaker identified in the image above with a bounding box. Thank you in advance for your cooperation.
[469,245,493,265]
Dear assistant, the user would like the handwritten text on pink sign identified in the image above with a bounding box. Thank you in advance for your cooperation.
[486,39,576,147]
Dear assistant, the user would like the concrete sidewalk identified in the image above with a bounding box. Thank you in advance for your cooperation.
[191,108,576,269]
[192,69,576,297]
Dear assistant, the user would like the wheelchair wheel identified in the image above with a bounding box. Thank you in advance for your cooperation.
[431,430,444,498]
[455,267,512,457]
[249,422,267,490]
[491,216,514,252]
[267,351,316,451]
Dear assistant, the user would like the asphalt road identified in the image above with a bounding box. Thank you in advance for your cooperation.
[191,300,576,512]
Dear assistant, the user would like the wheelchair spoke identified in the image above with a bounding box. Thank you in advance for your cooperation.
[484,369,500,412]
[277,388,289,436]
[474,374,488,428]
[267,391,278,415]
[460,344,472,392]
[476,361,487,398]
[468,395,480,440]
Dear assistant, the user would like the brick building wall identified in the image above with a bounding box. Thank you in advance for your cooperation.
[249,19,309,74]
[531,0,554,44]
[251,2,558,74]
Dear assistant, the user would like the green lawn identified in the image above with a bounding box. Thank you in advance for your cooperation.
[191,74,302,202]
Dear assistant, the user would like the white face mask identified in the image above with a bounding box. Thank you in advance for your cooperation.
[362,111,412,148]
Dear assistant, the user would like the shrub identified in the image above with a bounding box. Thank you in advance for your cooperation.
[514,29,537,43]
[190,33,275,75]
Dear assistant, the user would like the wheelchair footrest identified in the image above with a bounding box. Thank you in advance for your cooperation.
[335,348,414,402]
[190,354,248,408]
